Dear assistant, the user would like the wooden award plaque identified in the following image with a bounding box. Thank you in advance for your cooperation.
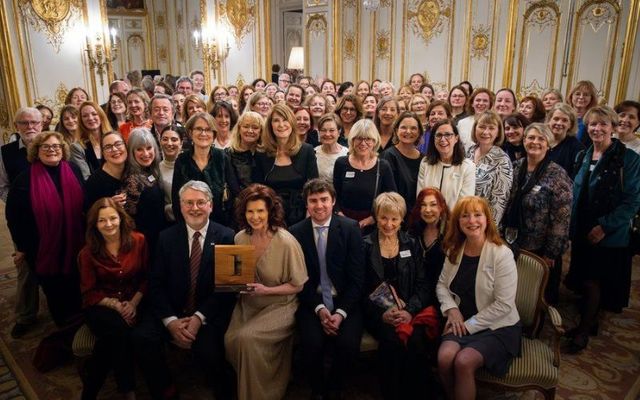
[213,244,257,292]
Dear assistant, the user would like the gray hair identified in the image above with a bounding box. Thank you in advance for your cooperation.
[175,76,194,90]
[140,76,155,93]
[14,107,42,123]
[179,180,212,201]
[524,123,555,148]
[127,128,160,179]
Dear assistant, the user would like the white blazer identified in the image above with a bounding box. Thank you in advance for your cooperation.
[416,158,476,209]
[436,241,519,334]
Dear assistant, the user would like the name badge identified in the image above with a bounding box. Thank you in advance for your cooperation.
[148,175,156,183]
[345,171,355,178]
[532,185,541,192]
[400,250,411,258]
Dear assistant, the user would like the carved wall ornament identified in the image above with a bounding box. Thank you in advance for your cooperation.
[407,0,451,46]
[177,11,184,28]
[219,0,256,47]
[519,79,545,98]
[0,103,9,129]
[156,13,166,28]
[18,0,83,52]
[157,45,167,62]
[179,46,186,62]
[376,30,391,59]
[524,1,560,32]
[343,31,356,60]
[470,25,490,59]
[579,0,618,33]
[306,13,327,38]
[33,82,69,126]
[380,0,392,7]
[306,0,328,6]
[235,74,246,88]
[343,0,357,8]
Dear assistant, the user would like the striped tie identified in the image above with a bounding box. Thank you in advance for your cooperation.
[186,231,202,314]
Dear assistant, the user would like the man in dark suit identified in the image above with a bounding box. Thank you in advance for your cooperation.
[1,107,42,338]
[289,178,366,400]
[133,180,236,399]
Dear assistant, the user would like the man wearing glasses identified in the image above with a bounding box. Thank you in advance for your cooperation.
[0,107,43,338]
[133,180,237,399]
[278,73,292,90]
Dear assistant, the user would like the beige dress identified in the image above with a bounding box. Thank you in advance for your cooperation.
[225,228,308,400]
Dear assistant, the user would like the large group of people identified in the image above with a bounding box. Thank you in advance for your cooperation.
[1,70,640,400]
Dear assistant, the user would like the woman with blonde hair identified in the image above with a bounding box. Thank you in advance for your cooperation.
[119,88,152,142]
[540,88,563,113]
[567,80,599,146]
[247,92,272,118]
[254,103,318,225]
[227,111,264,190]
[546,103,584,174]
[437,196,520,400]
[333,119,397,233]
[71,101,113,179]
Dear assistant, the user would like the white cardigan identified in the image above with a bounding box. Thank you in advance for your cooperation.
[416,158,476,209]
[436,241,519,334]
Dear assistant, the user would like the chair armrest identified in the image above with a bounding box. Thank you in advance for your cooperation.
[547,305,563,367]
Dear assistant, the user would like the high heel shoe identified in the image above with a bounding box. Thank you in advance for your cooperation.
[564,333,589,354]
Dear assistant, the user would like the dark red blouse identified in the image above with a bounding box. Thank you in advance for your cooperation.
[78,231,149,308]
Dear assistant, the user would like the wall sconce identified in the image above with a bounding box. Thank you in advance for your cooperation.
[85,27,119,86]
[193,24,230,80]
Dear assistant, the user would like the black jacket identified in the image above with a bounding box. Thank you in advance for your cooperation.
[289,215,365,315]
[362,230,428,319]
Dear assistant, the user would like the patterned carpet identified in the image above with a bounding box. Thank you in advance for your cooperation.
[0,200,639,399]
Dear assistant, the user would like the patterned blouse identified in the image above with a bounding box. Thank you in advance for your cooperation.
[507,159,573,259]
[466,145,513,226]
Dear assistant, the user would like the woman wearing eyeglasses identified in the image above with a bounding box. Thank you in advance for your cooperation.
[85,131,129,211]
[333,119,397,234]
[6,131,85,326]
[172,112,238,227]
[335,94,364,146]
[416,119,476,210]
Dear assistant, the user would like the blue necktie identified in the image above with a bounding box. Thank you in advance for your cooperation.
[315,226,334,311]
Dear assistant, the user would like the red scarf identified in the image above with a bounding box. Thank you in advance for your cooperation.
[395,305,440,345]
[30,161,84,276]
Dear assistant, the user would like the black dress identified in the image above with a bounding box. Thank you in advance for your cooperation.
[380,147,421,214]
[84,168,122,211]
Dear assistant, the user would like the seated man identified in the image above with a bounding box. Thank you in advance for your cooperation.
[289,178,366,399]
[133,180,236,399]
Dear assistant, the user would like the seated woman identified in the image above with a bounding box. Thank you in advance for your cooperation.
[503,123,572,304]
[6,132,85,326]
[224,184,308,400]
[409,187,450,299]
[417,119,475,210]
[78,198,148,400]
[436,196,521,400]
[362,192,435,399]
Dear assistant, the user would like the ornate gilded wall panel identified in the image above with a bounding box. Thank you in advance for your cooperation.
[370,0,394,81]
[340,0,360,82]
[305,12,328,78]
[462,0,500,89]
[567,0,621,101]
[18,0,83,52]
[515,1,562,98]
[219,0,255,47]
[401,0,454,88]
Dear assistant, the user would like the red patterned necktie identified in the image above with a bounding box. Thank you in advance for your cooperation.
[186,231,202,314]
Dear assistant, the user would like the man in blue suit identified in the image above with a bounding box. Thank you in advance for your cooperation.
[289,178,366,400]
[133,180,236,400]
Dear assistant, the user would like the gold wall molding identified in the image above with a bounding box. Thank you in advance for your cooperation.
[306,13,327,35]
[33,82,68,126]
[18,0,83,53]
[0,1,21,114]
[219,0,256,47]
[343,0,356,7]
[156,12,166,28]
[407,0,451,46]
[501,0,519,88]
[307,0,328,6]
[520,78,545,97]
[470,24,490,59]
[235,73,246,88]
[615,0,639,103]
[375,30,391,59]
[516,1,560,98]
[343,31,356,59]
[305,12,328,77]
[567,0,621,101]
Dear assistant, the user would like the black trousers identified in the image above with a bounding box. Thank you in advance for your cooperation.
[132,313,234,400]
[38,273,82,327]
[365,313,435,400]
[81,305,135,399]
[296,306,363,394]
